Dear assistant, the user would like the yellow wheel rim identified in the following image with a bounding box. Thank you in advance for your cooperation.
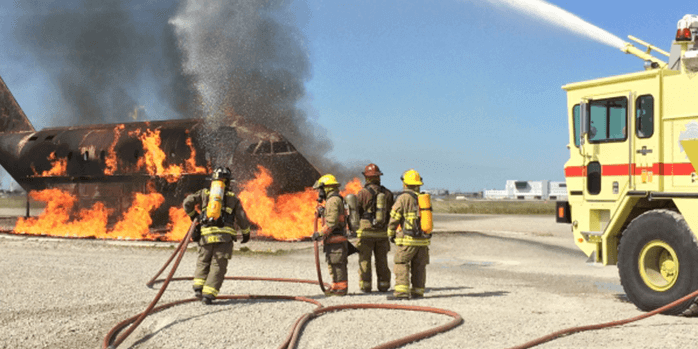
[639,240,679,292]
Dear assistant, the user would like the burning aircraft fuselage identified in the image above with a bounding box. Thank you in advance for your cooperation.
[0,75,320,226]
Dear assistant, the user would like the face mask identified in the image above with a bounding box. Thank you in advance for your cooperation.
[316,188,326,203]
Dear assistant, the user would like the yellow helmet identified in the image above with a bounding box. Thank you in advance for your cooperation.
[401,169,423,186]
[313,174,340,189]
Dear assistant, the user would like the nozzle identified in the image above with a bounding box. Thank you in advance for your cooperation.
[621,43,667,69]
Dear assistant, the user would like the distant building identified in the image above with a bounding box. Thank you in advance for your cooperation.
[483,180,567,200]
[423,189,450,197]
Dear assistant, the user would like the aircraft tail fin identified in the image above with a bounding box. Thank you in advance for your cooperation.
[0,74,34,133]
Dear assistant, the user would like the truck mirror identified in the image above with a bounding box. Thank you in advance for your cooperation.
[580,101,588,146]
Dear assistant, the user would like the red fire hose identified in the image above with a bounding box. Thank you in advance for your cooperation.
[103,220,463,349]
[505,288,698,349]
[105,217,197,349]
[313,206,327,294]
[103,218,698,349]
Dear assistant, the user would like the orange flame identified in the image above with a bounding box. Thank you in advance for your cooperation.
[110,192,164,239]
[137,129,183,183]
[14,188,164,240]
[104,124,125,175]
[185,136,208,174]
[32,152,68,177]
[12,170,362,242]
[15,189,109,238]
[164,207,191,241]
[341,178,362,197]
[238,166,361,241]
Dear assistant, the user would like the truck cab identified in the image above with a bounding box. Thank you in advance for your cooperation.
[559,14,698,315]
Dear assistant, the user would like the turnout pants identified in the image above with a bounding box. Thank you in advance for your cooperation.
[393,245,429,297]
[356,237,391,291]
[193,241,234,297]
[324,241,348,293]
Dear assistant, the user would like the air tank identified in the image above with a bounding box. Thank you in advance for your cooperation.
[418,192,433,234]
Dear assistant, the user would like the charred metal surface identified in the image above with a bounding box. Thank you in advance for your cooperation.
[0,75,34,133]
[0,75,321,226]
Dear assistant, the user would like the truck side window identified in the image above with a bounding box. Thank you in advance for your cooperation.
[636,95,654,138]
[589,97,627,143]
[587,161,601,195]
[573,104,581,147]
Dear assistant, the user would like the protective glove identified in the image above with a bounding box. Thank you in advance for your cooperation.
[311,232,321,241]
[389,236,396,244]
[187,211,198,221]
[241,233,250,244]
[198,209,208,222]
[191,226,202,242]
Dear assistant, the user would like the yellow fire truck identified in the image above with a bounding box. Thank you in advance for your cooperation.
[558,15,698,314]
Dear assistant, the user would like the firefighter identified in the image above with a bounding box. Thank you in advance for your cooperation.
[387,169,431,300]
[311,174,349,296]
[183,167,251,305]
[355,163,394,293]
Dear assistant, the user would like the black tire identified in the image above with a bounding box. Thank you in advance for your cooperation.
[618,209,698,315]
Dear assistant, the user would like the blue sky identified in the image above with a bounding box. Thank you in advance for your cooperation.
[0,0,692,192]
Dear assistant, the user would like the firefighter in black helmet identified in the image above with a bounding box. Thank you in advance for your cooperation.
[183,167,251,304]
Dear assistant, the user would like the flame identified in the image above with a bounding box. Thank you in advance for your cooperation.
[31,152,68,177]
[137,129,183,183]
[13,188,164,240]
[341,178,362,196]
[110,192,164,239]
[185,136,208,174]
[104,124,125,175]
[164,207,192,241]
[15,188,109,238]
[12,168,362,242]
[238,166,361,241]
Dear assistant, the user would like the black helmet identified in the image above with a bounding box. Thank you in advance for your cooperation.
[210,167,233,182]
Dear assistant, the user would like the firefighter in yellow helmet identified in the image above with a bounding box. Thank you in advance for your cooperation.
[183,167,251,304]
[387,169,430,300]
[311,174,349,296]
[356,163,394,293]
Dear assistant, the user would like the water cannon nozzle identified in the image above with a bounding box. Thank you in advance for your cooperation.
[620,43,667,69]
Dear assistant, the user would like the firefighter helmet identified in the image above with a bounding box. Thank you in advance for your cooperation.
[210,167,233,182]
[313,174,340,189]
[362,163,383,177]
[401,169,423,186]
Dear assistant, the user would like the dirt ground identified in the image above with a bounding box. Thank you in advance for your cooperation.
[1,213,697,348]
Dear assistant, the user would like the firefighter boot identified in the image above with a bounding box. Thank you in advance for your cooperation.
[386,293,410,301]
[201,294,214,305]
[388,284,410,300]
[193,286,203,300]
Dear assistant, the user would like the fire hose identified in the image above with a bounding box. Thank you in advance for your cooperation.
[313,207,327,294]
[103,220,463,349]
[504,288,698,349]
[103,218,698,349]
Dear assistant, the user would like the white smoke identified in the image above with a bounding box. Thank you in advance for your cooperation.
[167,0,360,178]
[169,1,245,122]
[469,0,626,49]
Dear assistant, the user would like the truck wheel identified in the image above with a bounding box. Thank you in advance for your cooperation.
[618,209,698,315]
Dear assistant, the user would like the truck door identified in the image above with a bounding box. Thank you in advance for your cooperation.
[632,94,660,192]
[580,95,630,201]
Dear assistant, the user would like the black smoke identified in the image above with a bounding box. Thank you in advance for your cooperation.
[12,0,359,182]
[13,1,197,123]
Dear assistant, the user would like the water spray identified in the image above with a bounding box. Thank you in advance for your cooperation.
[478,0,626,49]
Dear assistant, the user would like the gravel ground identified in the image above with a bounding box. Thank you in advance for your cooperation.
[2,214,698,349]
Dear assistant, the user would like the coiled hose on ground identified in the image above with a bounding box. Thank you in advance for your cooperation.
[103,220,463,349]
[102,219,698,349]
